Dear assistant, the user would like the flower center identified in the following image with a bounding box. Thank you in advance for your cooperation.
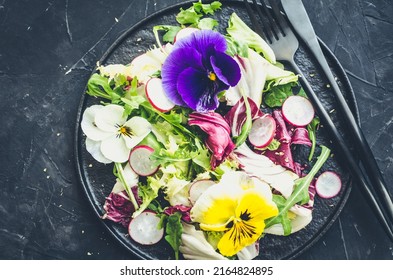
[208,72,217,81]
[117,125,133,137]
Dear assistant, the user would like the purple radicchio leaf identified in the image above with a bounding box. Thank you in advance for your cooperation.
[103,190,135,228]
[188,112,235,169]
[164,205,192,223]
[224,97,263,137]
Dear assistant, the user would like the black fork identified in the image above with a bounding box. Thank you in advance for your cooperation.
[243,0,393,241]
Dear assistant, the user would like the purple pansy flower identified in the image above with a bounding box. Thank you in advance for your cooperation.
[161,30,241,112]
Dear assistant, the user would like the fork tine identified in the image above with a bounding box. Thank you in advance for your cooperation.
[243,0,274,43]
[243,0,266,39]
[252,0,275,42]
[267,0,289,36]
[257,0,280,40]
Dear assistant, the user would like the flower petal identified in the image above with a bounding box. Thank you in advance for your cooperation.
[100,135,130,163]
[192,196,236,231]
[236,191,278,222]
[81,105,113,141]
[85,138,112,164]
[122,116,152,149]
[162,47,203,106]
[210,51,241,86]
[174,30,227,58]
[95,104,126,133]
[176,67,217,111]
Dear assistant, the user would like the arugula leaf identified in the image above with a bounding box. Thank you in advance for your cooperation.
[267,195,292,235]
[265,146,331,229]
[164,212,183,260]
[307,117,320,161]
[264,83,294,108]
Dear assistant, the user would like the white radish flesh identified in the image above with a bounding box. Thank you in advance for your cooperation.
[129,145,158,176]
[315,171,342,198]
[189,180,215,205]
[128,211,163,245]
[248,115,276,148]
[282,95,315,127]
[145,77,175,112]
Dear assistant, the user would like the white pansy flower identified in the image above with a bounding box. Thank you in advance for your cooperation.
[81,104,151,163]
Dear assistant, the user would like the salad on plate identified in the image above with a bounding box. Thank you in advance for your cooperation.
[80,1,341,260]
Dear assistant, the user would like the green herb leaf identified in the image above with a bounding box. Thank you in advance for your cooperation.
[268,195,292,235]
[86,73,116,100]
[193,1,222,15]
[265,146,331,229]
[164,212,183,260]
[307,117,320,161]
[264,83,294,108]
[176,8,202,25]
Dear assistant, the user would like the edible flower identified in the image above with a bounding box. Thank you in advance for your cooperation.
[81,104,151,163]
[161,29,241,112]
[190,171,278,257]
[188,112,235,169]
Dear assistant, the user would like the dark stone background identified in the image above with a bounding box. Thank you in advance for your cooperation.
[0,0,392,259]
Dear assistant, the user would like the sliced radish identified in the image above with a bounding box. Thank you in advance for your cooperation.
[189,179,215,205]
[174,27,199,42]
[315,171,342,198]
[129,53,162,84]
[129,145,159,176]
[128,210,164,245]
[282,95,315,127]
[145,77,175,112]
[248,115,276,148]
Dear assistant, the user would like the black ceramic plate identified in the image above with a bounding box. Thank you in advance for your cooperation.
[75,0,358,260]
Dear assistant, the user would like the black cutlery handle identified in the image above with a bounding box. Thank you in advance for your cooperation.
[315,43,393,220]
[290,61,393,242]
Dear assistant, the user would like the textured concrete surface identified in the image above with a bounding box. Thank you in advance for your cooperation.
[0,0,392,259]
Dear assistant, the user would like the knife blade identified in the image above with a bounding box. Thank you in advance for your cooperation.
[280,0,393,228]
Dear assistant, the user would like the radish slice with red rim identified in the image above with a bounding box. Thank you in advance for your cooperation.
[128,210,163,245]
[189,179,215,205]
[248,115,276,148]
[315,171,342,198]
[282,95,315,127]
[129,145,159,176]
[145,78,175,112]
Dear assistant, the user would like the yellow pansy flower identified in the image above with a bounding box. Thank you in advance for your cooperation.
[190,171,278,257]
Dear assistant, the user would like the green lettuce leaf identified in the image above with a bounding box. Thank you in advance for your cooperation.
[227,13,276,64]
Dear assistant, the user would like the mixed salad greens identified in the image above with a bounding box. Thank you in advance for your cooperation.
[80,1,341,260]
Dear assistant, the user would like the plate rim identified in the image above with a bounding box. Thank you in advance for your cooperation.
[74,0,358,260]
